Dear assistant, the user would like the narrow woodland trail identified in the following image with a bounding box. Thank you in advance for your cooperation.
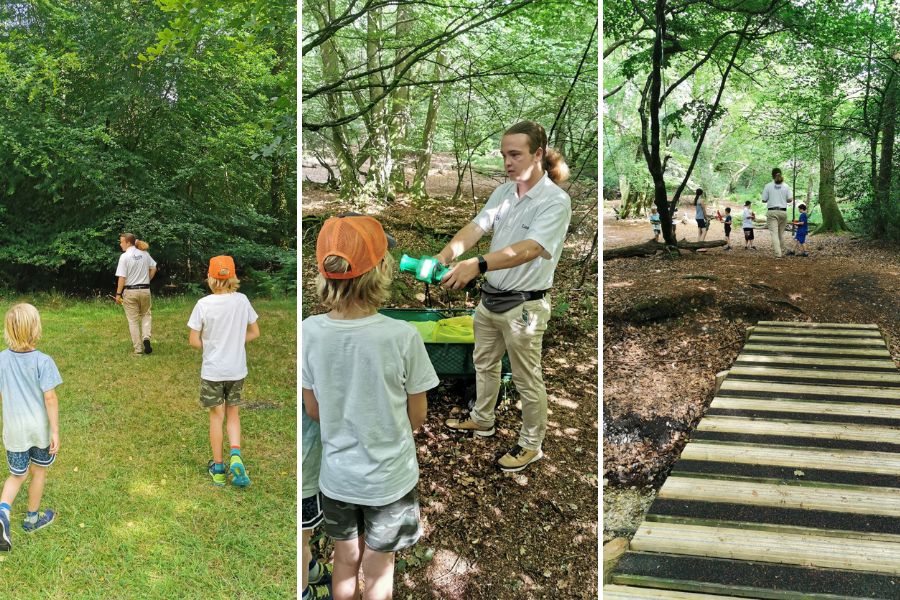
[302,182,599,599]
[602,209,900,542]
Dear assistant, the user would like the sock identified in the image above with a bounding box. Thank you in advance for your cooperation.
[230,446,241,457]
[213,462,225,474]
[308,561,321,582]
[0,502,10,517]
[301,587,310,600]
[25,511,38,524]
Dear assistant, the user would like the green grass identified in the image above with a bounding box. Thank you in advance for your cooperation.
[0,296,296,600]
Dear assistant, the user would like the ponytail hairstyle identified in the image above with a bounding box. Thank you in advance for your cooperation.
[120,232,150,251]
[693,188,704,206]
[503,121,570,184]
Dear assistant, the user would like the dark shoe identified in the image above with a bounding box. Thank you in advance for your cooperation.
[497,444,543,472]
[0,510,10,551]
[22,510,55,533]
[785,250,795,256]
[208,460,226,487]
[303,581,333,600]
[143,339,152,354]
[800,252,809,257]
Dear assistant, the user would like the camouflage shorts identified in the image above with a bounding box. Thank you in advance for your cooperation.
[199,378,245,408]
[322,487,421,553]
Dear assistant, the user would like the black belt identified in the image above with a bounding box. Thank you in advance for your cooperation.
[124,284,150,290]
[495,289,548,300]
[768,207,786,211]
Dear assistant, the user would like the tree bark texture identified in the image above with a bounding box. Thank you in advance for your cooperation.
[875,68,897,239]
[816,67,846,233]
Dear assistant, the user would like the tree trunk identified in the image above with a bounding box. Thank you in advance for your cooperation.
[875,68,897,239]
[389,5,412,191]
[363,9,394,202]
[603,239,727,260]
[816,67,846,233]
[411,50,447,198]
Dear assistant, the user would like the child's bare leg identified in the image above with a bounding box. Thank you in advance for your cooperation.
[26,465,47,512]
[361,547,395,600]
[209,405,226,464]
[1,473,27,507]
[225,405,241,448]
[333,536,365,600]
[302,529,313,591]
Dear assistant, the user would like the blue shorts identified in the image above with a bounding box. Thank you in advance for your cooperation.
[6,446,55,476]
[796,230,807,244]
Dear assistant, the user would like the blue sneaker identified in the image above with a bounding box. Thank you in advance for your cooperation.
[208,460,226,487]
[229,454,251,487]
[22,509,55,533]
[0,510,10,551]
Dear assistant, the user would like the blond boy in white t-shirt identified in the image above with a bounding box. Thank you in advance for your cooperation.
[187,256,259,487]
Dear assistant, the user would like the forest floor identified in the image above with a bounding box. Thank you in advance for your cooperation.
[602,204,900,542]
[301,172,599,599]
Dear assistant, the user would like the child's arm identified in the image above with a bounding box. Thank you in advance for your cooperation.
[246,322,260,343]
[44,389,60,454]
[188,328,203,349]
[302,388,320,422]
[407,392,427,431]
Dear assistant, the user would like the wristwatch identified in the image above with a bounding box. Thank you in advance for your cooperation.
[477,255,488,274]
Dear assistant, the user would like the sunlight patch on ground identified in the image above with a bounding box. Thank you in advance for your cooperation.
[550,395,579,410]
[423,549,478,600]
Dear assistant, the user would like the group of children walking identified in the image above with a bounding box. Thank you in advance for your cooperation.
[649,197,811,255]
[1,252,259,553]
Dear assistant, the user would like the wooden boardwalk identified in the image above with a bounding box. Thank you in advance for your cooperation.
[605,322,900,599]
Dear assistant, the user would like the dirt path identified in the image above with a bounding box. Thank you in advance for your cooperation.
[302,183,599,599]
[602,206,900,542]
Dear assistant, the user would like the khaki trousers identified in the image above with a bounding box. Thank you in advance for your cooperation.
[471,298,551,451]
[766,210,788,258]
[122,288,152,353]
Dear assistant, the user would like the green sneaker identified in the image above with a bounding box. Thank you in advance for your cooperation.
[207,460,226,487]
[229,454,251,487]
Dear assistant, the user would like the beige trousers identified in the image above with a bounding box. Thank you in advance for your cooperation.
[471,298,551,451]
[766,210,788,258]
[122,289,152,353]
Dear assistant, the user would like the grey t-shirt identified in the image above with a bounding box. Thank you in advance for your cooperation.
[301,401,322,498]
[473,174,572,291]
[0,349,62,452]
[115,246,157,286]
[762,182,792,209]
[301,313,439,505]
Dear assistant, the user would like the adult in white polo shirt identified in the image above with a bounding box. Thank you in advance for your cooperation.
[762,167,793,258]
[114,233,157,355]
[438,121,572,473]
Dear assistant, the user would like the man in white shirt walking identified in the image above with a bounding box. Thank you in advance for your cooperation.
[437,121,572,473]
[762,168,793,258]
[114,233,157,355]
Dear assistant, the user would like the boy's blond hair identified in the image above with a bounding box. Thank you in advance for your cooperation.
[207,276,241,293]
[4,303,42,351]
[316,253,394,312]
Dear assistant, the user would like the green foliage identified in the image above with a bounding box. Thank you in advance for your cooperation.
[0,1,297,292]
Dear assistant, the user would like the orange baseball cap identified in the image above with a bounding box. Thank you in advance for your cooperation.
[316,215,393,280]
[208,255,236,280]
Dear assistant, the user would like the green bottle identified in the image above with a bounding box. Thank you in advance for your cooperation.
[399,254,450,285]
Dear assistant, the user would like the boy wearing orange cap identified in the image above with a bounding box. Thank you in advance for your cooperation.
[188,256,260,487]
[302,215,438,600]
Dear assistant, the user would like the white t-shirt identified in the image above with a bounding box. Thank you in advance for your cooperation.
[761,182,792,209]
[473,174,571,291]
[301,313,439,505]
[187,292,259,381]
[115,247,157,286]
[742,207,754,229]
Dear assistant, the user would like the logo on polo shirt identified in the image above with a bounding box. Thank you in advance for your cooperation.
[521,224,530,230]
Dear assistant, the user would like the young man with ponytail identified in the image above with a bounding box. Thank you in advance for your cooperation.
[114,233,157,355]
[439,120,572,472]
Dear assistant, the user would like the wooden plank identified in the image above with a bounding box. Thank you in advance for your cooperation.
[696,416,900,444]
[709,397,900,421]
[742,344,892,357]
[728,366,900,384]
[658,476,900,517]
[745,335,885,347]
[719,380,900,400]
[736,354,898,369]
[680,442,900,476]
[753,327,884,338]
[630,521,900,575]
[758,321,879,329]
[602,585,747,600]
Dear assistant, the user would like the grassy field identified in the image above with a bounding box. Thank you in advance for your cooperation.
[0,295,296,599]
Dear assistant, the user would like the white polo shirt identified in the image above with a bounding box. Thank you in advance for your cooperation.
[115,247,157,286]
[762,182,792,209]
[473,174,571,291]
